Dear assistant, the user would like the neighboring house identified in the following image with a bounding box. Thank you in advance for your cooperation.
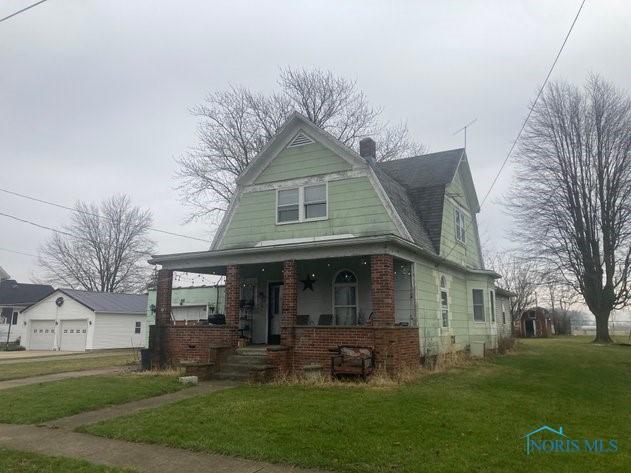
[146,285,225,347]
[515,307,553,338]
[0,278,54,344]
[20,289,147,351]
[148,112,506,374]
[494,287,514,339]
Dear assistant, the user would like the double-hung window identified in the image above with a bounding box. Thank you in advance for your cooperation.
[440,276,449,328]
[489,291,496,323]
[472,289,485,322]
[134,321,142,334]
[277,183,327,224]
[277,188,300,223]
[455,208,466,244]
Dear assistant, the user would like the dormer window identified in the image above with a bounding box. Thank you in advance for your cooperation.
[454,208,466,244]
[276,183,328,224]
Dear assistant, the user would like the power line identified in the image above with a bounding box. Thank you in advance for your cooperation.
[479,0,586,208]
[442,0,586,263]
[0,187,211,243]
[0,247,37,258]
[0,211,151,257]
[0,0,48,24]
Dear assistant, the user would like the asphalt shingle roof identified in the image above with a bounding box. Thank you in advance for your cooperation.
[375,148,465,253]
[0,280,54,306]
[59,289,147,314]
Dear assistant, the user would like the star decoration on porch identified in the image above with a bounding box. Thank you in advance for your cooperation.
[300,274,316,291]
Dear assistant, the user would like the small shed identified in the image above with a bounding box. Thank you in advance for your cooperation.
[20,289,147,351]
[515,307,553,338]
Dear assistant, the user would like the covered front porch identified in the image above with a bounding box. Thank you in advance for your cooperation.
[149,237,422,376]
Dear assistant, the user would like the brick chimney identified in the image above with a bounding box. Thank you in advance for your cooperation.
[359,137,376,165]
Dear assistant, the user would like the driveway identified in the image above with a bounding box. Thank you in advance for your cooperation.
[0,349,135,364]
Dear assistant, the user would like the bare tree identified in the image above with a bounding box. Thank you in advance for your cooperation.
[177,67,425,220]
[510,76,631,343]
[487,251,539,323]
[39,195,155,293]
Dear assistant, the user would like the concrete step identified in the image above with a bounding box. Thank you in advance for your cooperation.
[222,359,271,370]
[213,371,250,381]
[235,347,268,356]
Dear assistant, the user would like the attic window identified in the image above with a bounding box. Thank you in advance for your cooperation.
[287,132,314,148]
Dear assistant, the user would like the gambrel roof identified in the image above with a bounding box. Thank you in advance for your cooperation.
[376,148,473,253]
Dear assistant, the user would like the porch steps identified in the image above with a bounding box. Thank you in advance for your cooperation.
[213,347,273,381]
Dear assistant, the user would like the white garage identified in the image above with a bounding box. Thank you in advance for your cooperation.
[20,289,147,351]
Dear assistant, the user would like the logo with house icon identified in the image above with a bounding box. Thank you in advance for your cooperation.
[523,425,618,455]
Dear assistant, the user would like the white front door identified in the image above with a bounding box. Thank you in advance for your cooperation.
[29,320,55,350]
[59,320,88,351]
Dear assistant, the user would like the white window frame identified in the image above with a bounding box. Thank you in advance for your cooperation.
[454,207,466,244]
[276,182,328,225]
[501,302,507,325]
[332,269,358,325]
[472,288,485,323]
[134,321,142,334]
[489,290,496,323]
[439,276,449,328]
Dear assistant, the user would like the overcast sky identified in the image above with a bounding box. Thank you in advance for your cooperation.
[1,0,630,285]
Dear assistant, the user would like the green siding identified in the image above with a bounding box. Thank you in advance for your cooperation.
[439,168,483,269]
[255,141,351,184]
[414,258,497,356]
[220,177,398,249]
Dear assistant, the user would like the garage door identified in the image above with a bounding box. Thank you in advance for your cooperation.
[29,321,55,350]
[59,320,88,351]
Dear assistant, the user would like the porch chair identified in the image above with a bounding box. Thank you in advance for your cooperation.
[330,346,375,381]
[296,314,311,325]
[317,314,333,326]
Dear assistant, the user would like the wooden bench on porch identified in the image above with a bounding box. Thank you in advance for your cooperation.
[330,345,375,381]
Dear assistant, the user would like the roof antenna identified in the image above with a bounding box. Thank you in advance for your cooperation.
[453,118,477,148]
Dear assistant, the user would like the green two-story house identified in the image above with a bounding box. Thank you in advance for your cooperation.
[148,112,509,375]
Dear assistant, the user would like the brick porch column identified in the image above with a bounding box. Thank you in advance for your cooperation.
[155,269,173,326]
[370,254,395,326]
[281,260,297,348]
[151,269,172,367]
[225,265,240,347]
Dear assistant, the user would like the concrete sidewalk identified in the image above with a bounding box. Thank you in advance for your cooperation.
[0,367,120,391]
[0,349,134,364]
[0,424,329,473]
[46,380,240,430]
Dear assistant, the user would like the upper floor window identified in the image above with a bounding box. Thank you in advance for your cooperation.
[277,188,299,223]
[472,289,485,322]
[277,183,327,224]
[454,208,466,244]
[440,276,449,328]
[134,321,142,334]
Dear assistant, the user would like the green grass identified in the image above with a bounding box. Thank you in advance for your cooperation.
[0,354,136,381]
[0,374,184,424]
[0,447,134,473]
[83,337,631,473]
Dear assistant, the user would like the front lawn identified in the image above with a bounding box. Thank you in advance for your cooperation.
[0,447,134,473]
[0,374,184,424]
[0,353,136,381]
[84,337,631,473]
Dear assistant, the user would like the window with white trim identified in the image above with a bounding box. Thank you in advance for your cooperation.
[454,207,466,244]
[277,188,299,223]
[440,276,449,328]
[134,321,141,334]
[276,184,327,224]
[304,184,326,219]
[472,289,485,322]
[490,290,495,322]
[333,270,357,325]
[501,302,506,325]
